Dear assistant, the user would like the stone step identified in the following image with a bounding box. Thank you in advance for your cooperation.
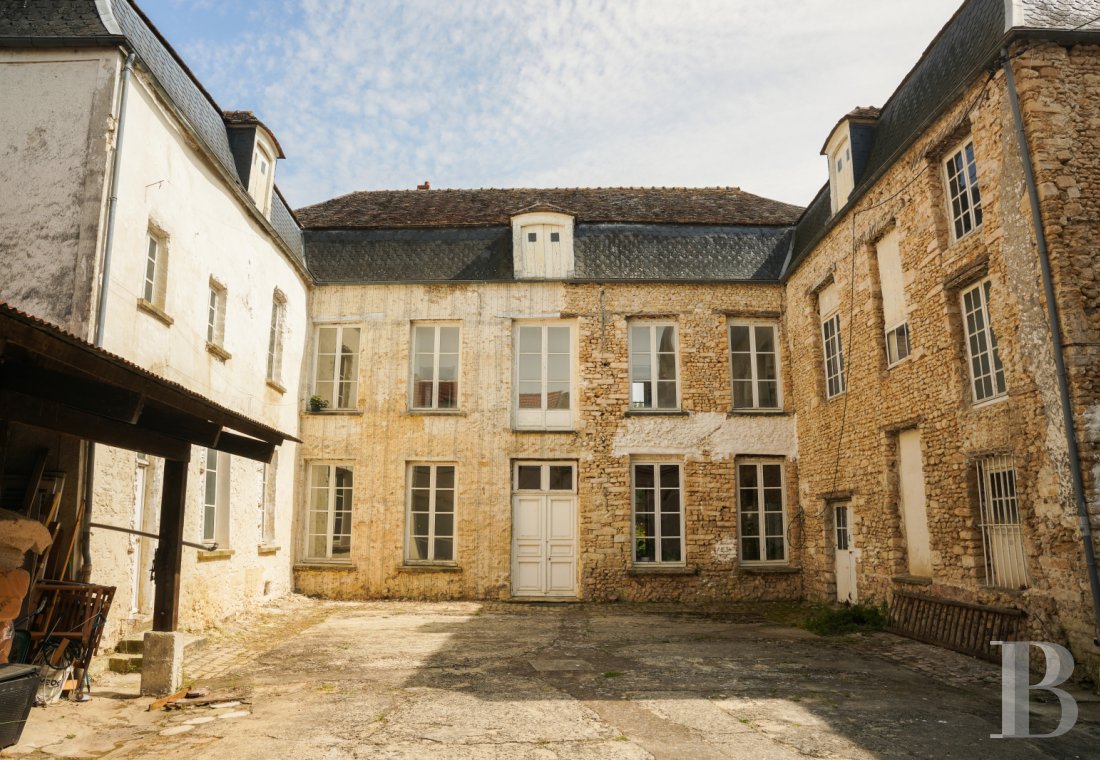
[108,652,143,673]
[117,637,144,654]
[109,634,207,673]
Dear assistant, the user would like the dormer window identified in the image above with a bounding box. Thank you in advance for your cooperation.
[511,211,575,279]
[250,143,275,217]
[822,107,879,215]
[827,134,854,213]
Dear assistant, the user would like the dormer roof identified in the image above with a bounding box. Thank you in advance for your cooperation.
[819,107,881,155]
[223,110,286,159]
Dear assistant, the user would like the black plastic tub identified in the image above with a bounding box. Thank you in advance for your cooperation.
[0,664,38,749]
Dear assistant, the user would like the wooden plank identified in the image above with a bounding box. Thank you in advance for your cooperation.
[138,403,221,447]
[0,388,191,461]
[153,459,188,632]
[20,448,48,517]
[215,431,276,463]
[148,685,189,712]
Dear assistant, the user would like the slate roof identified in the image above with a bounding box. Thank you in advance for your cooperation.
[223,110,286,158]
[296,187,803,229]
[787,0,1100,276]
[0,0,120,44]
[304,224,792,284]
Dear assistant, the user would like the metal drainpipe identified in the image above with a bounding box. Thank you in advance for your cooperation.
[79,51,136,582]
[1002,47,1100,644]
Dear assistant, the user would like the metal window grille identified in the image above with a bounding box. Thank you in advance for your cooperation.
[976,454,1028,589]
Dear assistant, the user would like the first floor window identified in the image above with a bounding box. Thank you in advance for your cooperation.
[629,323,679,410]
[976,454,1028,589]
[515,323,572,429]
[729,323,779,409]
[885,322,910,366]
[821,312,845,398]
[207,279,227,347]
[202,448,230,545]
[944,139,982,241]
[411,324,460,410]
[406,464,455,563]
[632,462,683,564]
[142,228,168,307]
[306,464,353,561]
[267,292,286,383]
[739,461,787,563]
[313,325,360,409]
[961,279,1006,403]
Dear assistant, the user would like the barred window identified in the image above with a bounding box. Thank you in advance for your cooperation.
[976,455,1028,589]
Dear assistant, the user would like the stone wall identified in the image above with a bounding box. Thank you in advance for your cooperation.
[782,39,1100,664]
[294,281,801,603]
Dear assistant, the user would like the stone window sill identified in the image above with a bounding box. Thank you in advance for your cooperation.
[306,408,363,416]
[398,564,463,574]
[406,409,466,417]
[206,342,231,362]
[970,393,1010,411]
[740,565,799,575]
[294,562,356,571]
[257,544,280,556]
[727,408,789,417]
[629,565,697,576]
[624,410,689,417]
[197,549,234,562]
[513,428,577,434]
[892,574,933,586]
[266,379,286,395]
[137,298,173,326]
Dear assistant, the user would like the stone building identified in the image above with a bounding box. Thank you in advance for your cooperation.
[1,0,1100,673]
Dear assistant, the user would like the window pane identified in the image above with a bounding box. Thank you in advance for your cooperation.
[733,380,753,408]
[738,465,757,488]
[434,513,454,539]
[731,353,752,383]
[634,488,655,513]
[546,383,570,409]
[518,352,541,382]
[660,513,680,538]
[630,355,652,383]
[759,381,778,408]
[438,326,460,353]
[630,325,651,352]
[756,354,776,383]
[660,488,680,513]
[657,381,677,408]
[660,538,682,562]
[435,488,454,513]
[762,464,782,488]
[341,327,360,355]
[729,325,750,353]
[519,326,541,353]
[411,513,430,536]
[636,538,656,563]
[754,325,775,353]
[657,353,676,381]
[547,353,569,383]
[436,466,455,489]
[547,326,570,354]
[765,513,784,537]
[741,511,759,539]
[438,352,458,383]
[434,537,454,561]
[634,465,654,489]
[413,326,434,354]
[411,536,428,560]
[765,537,786,561]
[741,537,761,562]
[438,381,458,409]
[308,535,328,559]
[659,464,679,488]
[411,489,429,512]
[656,326,676,353]
[518,465,541,490]
[412,465,431,489]
[549,466,573,490]
[518,382,542,408]
[318,327,337,354]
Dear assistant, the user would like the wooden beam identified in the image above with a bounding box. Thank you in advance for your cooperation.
[20,448,48,517]
[214,431,276,463]
[0,389,191,461]
[138,403,221,447]
[153,458,188,632]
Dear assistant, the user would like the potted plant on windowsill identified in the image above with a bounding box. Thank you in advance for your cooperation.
[308,395,329,413]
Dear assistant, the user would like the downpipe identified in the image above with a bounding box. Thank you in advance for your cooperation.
[1002,47,1100,645]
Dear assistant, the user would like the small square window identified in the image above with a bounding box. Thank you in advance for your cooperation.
[528,232,537,242]
[550,231,560,243]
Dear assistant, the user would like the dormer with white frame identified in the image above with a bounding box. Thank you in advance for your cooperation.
[224,110,286,219]
[511,209,575,279]
[821,107,880,215]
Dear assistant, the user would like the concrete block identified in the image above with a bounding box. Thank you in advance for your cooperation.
[141,631,185,696]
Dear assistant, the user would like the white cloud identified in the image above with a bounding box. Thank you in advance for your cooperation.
[174,0,963,208]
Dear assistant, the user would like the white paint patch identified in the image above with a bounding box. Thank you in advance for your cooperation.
[712,538,738,562]
[159,725,195,736]
[611,411,797,460]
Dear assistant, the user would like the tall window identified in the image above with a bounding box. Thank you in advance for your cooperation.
[515,323,572,429]
[629,323,678,410]
[202,448,229,545]
[819,282,845,398]
[961,279,1006,403]
[729,323,779,409]
[976,455,1028,589]
[267,292,286,384]
[944,139,982,241]
[875,229,910,366]
[406,464,455,563]
[142,229,168,308]
[411,324,460,410]
[739,461,787,563]
[207,280,227,348]
[261,451,278,546]
[306,464,353,561]
[313,326,360,409]
[632,462,683,564]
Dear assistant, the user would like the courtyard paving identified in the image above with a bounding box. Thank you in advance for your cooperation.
[7,597,1100,759]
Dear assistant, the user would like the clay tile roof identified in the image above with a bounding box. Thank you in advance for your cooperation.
[295,187,803,229]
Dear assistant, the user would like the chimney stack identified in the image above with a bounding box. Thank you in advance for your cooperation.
[417,180,430,190]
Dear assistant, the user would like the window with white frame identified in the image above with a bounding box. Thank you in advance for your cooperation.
[313,325,360,409]
[632,462,684,564]
[976,454,1028,589]
[142,228,168,308]
[875,229,910,366]
[961,279,1006,403]
[207,279,227,349]
[305,463,353,561]
[729,323,779,409]
[818,282,845,398]
[515,323,572,429]
[260,451,278,546]
[251,143,275,217]
[512,211,574,279]
[202,448,230,546]
[944,139,982,241]
[738,460,787,563]
[406,464,455,563]
[267,292,286,384]
[629,323,678,410]
[411,324,460,410]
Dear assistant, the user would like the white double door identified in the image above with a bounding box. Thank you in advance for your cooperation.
[511,462,577,597]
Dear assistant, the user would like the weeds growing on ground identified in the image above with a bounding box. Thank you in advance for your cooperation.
[803,602,891,636]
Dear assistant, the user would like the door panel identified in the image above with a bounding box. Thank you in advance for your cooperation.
[835,504,857,603]
[512,465,577,597]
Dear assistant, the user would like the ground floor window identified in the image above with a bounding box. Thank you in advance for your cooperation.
[306,463,353,561]
[738,460,787,563]
[976,454,1028,589]
[632,462,683,564]
[407,463,455,563]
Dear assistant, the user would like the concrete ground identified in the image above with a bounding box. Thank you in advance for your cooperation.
[6,596,1100,759]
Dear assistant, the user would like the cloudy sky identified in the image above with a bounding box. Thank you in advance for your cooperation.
[142,0,963,209]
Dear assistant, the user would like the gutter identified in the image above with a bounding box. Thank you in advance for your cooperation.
[80,50,135,582]
[1002,46,1100,644]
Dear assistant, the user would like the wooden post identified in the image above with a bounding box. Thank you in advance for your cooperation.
[153,457,188,632]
